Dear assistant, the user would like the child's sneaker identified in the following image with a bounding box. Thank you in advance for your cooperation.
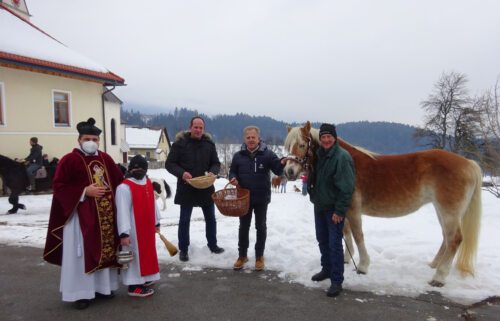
[128,285,154,297]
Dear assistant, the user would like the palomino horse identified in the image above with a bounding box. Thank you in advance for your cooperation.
[271,175,281,193]
[284,122,482,286]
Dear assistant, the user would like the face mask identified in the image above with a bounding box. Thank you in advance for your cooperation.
[81,141,98,154]
[130,169,146,180]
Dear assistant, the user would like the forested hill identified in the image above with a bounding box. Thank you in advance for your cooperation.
[122,108,425,154]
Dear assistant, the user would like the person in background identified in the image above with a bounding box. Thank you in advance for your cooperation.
[229,126,285,271]
[43,118,124,310]
[308,123,355,298]
[280,174,287,193]
[116,155,161,298]
[300,174,308,196]
[24,137,43,190]
[165,116,224,262]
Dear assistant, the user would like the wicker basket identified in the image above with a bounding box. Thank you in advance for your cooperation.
[187,175,216,189]
[212,183,250,217]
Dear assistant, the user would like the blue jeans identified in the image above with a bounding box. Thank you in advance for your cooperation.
[238,203,268,257]
[314,208,345,286]
[178,204,218,252]
[26,163,41,178]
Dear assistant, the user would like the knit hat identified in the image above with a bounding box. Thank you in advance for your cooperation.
[128,155,148,171]
[77,118,102,136]
[319,123,337,139]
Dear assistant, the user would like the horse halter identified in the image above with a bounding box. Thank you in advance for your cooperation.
[284,134,313,171]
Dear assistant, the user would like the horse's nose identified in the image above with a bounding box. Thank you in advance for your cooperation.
[287,167,295,177]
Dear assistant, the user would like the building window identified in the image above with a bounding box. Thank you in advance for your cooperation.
[0,82,5,125]
[111,118,117,145]
[146,151,151,160]
[53,90,71,126]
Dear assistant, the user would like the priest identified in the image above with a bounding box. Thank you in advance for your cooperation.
[43,118,124,310]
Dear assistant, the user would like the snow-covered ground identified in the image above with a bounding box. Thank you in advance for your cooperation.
[0,169,498,305]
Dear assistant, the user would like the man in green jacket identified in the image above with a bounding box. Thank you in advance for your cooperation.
[308,123,355,297]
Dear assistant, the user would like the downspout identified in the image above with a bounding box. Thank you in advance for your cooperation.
[101,85,115,152]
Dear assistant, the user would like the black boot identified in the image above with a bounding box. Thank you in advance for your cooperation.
[179,250,189,262]
[311,270,329,282]
[326,284,343,297]
[210,246,225,254]
[74,299,90,310]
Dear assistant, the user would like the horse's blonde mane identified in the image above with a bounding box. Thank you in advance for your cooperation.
[284,127,303,152]
[286,125,377,159]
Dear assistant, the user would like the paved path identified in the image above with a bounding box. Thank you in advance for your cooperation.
[0,245,498,321]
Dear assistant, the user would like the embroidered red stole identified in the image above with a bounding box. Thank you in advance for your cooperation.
[123,179,159,276]
[81,157,117,271]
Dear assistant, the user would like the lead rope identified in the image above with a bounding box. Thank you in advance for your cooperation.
[342,235,358,272]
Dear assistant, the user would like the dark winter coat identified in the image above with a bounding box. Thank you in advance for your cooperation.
[25,144,43,166]
[228,143,284,205]
[308,142,355,216]
[166,131,221,207]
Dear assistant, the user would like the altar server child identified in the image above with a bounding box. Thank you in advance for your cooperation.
[116,155,161,297]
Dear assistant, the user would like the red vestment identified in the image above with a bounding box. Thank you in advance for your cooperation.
[122,179,159,276]
[43,149,124,273]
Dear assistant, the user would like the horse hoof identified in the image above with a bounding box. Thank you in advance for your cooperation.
[428,280,444,287]
[19,204,26,210]
[7,210,17,215]
[356,270,367,275]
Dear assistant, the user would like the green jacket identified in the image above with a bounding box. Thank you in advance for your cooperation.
[309,142,355,216]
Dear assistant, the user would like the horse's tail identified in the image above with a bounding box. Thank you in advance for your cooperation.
[456,160,482,276]
[163,180,172,198]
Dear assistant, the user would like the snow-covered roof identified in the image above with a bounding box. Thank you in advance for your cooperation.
[126,127,163,149]
[0,4,124,85]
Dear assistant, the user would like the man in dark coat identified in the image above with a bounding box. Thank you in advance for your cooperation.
[166,116,223,262]
[24,137,43,190]
[229,126,285,271]
[308,123,355,298]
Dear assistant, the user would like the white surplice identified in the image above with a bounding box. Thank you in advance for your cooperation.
[60,210,119,302]
[116,177,161,286]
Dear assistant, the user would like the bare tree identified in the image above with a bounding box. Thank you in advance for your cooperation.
[216,138,234,178]
[415,71,470,152]
[475,78,500,197]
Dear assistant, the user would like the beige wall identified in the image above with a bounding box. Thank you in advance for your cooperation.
[0,66,105,159]
[128,148,158,161]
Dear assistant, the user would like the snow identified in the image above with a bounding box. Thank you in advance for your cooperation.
[0,8,109,73]
[125,127,162,149]
[1,168,499,305]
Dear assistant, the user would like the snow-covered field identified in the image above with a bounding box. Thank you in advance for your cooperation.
[1,169,498,305]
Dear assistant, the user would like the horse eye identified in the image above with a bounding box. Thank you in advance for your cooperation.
[299,144,306,148]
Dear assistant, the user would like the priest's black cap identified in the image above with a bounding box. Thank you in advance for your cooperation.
[77,118,102,136]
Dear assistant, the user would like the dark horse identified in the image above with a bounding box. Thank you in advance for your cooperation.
[0,154,58,214]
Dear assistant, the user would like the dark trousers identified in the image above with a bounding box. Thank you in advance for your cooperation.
[178,204,217,252]
[238,203,268,257]
[314,209,345,286]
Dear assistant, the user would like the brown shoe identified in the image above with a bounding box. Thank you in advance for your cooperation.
[233,256,248,270]
[255,256,265,271]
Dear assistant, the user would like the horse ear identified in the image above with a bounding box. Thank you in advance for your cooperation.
[303,121,311,133]
[287,126,292,133]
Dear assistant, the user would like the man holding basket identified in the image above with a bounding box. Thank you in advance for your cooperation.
[229,126,285,271]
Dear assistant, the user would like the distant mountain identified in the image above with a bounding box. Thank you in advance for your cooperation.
[121,108,424,154]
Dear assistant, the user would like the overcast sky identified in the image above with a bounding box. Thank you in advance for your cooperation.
[28,0,500,126]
